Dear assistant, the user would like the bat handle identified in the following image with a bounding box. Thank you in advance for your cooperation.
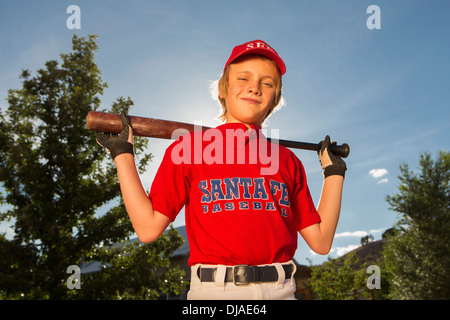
[328,143,350,158]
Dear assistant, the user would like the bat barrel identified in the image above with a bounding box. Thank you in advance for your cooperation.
[86,111,122,134]
[86,111,208,139]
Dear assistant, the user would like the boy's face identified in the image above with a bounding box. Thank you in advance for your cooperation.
[220,55,280,126]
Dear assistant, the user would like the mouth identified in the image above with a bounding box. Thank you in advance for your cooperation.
[240,97,260,104]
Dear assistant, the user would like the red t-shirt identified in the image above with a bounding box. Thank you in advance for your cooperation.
[149,123,320,266]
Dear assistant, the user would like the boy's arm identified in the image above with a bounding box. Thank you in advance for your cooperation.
[300,175,344,254]
[97,113,171,243]
[300,136,346,255]
[114,154,171,243]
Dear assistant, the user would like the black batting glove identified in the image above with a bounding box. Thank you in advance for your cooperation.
[96,112,134,160]
[318,135,347,178]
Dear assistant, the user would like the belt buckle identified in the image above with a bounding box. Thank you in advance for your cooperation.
[233,265,252,286]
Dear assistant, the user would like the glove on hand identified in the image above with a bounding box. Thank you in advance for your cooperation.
[96,112,134,160]
[318,135,347,178]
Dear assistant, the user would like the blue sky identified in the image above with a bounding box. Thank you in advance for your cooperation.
[0,0,449,265]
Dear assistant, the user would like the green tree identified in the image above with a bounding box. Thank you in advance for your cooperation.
[308,253,367,300]
[383,151,450,299]
[0,35,185,299]
[361,234,374,246]
[76,226,186,300]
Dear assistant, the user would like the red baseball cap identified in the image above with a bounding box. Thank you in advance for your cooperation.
[223,40,286,75]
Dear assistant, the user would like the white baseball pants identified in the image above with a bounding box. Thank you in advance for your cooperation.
[187,261,297,300]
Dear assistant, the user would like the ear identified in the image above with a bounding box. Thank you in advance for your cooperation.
[218,85,225,100]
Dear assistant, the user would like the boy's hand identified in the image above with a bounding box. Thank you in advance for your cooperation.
[318,135,347,178]
[96,112,134,160]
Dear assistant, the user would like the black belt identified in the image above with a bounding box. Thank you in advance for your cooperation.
[197,264,294,286]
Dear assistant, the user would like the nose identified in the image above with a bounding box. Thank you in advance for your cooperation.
[248,80,261,95]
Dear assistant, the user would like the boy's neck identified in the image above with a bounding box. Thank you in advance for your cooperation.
[225,120,259,130]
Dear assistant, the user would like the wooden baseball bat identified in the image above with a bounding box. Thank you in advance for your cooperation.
[86,111,350,158]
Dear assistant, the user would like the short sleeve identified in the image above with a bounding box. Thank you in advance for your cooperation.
[148,141,190,222]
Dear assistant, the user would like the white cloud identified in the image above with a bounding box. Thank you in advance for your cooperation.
[377,178,389,184]
[335,228,385,238]
[369,228,384,234]
[369,168,388,178]
[335,230,368,238]
[332,244,360,257]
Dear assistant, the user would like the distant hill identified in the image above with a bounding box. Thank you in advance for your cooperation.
[339,231,392,266]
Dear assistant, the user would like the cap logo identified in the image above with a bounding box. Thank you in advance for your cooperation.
[246,41,274,52]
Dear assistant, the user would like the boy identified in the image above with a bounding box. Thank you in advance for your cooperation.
[97,40,346,300]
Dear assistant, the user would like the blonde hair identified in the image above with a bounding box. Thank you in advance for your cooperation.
[210,55,285,126]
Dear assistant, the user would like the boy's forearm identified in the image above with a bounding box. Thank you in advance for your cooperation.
[114,153,166,242]
[316,175,344,250]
